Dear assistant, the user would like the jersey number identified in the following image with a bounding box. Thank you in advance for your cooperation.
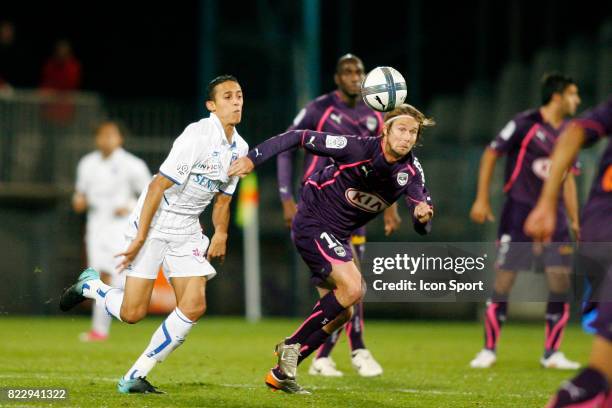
[320,232,340,249]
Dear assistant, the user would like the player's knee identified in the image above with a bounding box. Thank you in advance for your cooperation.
[120,307,147,324]
[343,281,364,305]
[179,300,206,322]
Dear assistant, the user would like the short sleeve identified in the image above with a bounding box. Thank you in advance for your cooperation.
[287,104,318,132]
[488,118,523,154]
[159,124,201,185]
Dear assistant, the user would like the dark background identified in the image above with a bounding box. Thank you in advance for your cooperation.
[4,0,610,102]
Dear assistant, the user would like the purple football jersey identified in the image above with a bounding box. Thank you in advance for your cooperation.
[574,96,612,242]
[489,109,578,207]
[277,91,384,201]
[250,131,432,239]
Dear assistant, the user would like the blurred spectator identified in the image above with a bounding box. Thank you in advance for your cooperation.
[38,39,82,183]
[40,39,81,92]
[0,20,22,91]
[39,39,82,126]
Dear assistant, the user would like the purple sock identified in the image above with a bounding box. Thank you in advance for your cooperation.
[316,328,342,359]
[298,329,330,364]
[272,329,332,379]
[286,291,345,345]
[548,368,609,407]
[483,292,507,352]
[346,302,366,351]
[544,293,570,359]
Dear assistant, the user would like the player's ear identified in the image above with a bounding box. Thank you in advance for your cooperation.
[333,73,340,87]
[205,100,216,112]
[382,123,389,137]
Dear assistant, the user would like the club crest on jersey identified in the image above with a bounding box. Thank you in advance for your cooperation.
[325,135,347,149]
[397,172,409,186]
[345,188,389,213]
[334,246,347,257]
[532,157,551,180]
[366,116,378,132]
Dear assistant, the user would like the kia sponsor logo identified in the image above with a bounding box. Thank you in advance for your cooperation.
[345,188,389,213]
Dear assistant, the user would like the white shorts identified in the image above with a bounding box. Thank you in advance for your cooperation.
[86,224,125,275]
[124,229,217,281]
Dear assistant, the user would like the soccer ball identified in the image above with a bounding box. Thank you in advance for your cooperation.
[361,66,407,112]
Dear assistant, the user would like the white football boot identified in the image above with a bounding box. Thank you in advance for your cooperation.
[540,351,580,370]
[351,349,383,377]
[308,357,343,377]
[470,349,497,368]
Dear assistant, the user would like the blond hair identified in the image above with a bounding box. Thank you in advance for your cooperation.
[383,104,435,142]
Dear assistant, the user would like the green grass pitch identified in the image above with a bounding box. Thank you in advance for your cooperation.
[0,316,591,407]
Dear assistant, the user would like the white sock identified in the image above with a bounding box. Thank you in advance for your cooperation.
[92,301,111,336]
[123,307,195,380]
[103,288,124,322]
[110,273,126,290]
[82,279,113,302]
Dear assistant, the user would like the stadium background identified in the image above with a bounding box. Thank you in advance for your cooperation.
[0,0,611,319]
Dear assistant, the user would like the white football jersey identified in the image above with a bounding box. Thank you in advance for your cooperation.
[129,112,248,236]
[75,147,151,234]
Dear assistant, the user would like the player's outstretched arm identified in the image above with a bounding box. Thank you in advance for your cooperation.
[208,193,232,263]
[524,123,585,241]
[116,174,174,271]
[229,130,364,178]
[469,147,498,224]
[403,162,434,235]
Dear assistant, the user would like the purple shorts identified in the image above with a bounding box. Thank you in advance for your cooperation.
[292,212,354,287]
[496,198,573,271]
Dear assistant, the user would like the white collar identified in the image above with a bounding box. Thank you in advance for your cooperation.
[209,112,238,146]
[99,147,124,161]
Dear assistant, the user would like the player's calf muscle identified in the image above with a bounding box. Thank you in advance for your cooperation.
[324,307,353,333]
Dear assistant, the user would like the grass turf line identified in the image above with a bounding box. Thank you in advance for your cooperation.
[0,317,591,407]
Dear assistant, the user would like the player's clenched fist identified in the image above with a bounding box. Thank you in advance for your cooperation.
[469,199,495,224]
[228,157,254,177]
[207,232,227,264]
[414,202,433,223]
[523,201,556,242]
